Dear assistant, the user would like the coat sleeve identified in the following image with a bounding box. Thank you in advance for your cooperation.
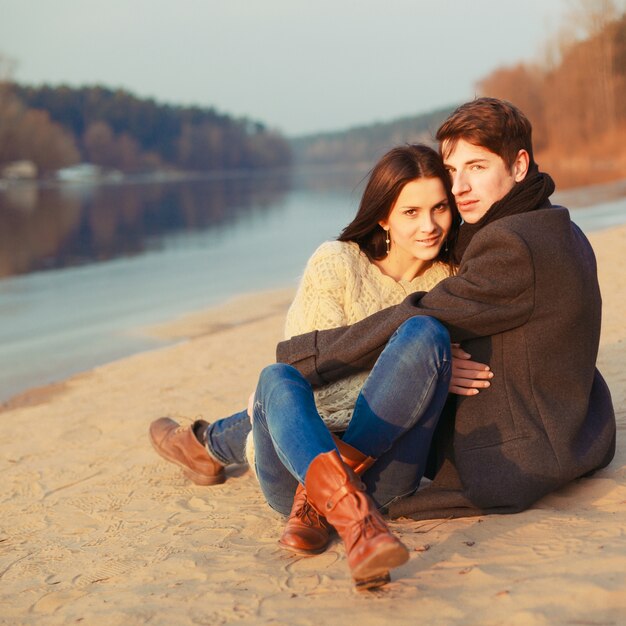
[276,225,535,385]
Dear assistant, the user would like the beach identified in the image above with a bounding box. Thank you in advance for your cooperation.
[1,226,625,626]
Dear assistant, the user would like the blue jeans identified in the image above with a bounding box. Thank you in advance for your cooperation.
[205,408,250,466]
[207,316,451,516]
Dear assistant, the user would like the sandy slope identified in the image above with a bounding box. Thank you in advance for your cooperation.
[0,229,624,626]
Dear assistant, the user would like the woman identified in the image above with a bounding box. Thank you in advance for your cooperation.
[150,145,490,590]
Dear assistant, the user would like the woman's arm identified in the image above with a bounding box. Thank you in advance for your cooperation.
[276,226,533,386]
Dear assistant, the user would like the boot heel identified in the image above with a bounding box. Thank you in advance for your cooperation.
[354,571,391,591]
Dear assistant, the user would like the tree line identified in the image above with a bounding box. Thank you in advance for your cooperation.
[477,0,626,187]
[290,106,455,166]
[2,0,624,186]
[0,76,292,176]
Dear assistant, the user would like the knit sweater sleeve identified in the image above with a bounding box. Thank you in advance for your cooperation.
[284,241,350,339]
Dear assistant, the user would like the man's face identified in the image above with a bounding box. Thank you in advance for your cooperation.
[442,139,524,224]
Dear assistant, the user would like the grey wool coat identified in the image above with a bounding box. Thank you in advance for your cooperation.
[276,207,616,520]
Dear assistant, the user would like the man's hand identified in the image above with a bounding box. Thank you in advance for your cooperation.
[450,343,493,396]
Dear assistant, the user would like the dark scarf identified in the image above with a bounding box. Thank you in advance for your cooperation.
[452,166,555,263]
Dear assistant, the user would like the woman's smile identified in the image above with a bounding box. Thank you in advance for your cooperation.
[414,235,441,247]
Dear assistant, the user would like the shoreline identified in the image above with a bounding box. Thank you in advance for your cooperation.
[553,175,626,208]
[0,225,624,623]
[139,287,295,342]
[2,177,626,407]
[2,215,625,411]
[0,287,295,413]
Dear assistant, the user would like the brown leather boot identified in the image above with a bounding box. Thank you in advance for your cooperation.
[304,450,409,590]
[278,483,333,554]
[149,417,225,485]
[278,437,376,555]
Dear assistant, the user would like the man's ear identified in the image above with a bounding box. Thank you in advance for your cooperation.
[512,149,530,182]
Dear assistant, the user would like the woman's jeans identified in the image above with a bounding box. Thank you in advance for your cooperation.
[206,316,451,516]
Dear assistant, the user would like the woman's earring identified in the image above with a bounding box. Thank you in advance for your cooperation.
[385,229,390,255]
[444,239,449,253]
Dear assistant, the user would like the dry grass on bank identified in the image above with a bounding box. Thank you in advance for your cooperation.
[538,129,626,189]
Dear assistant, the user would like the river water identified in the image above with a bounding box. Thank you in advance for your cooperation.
[1,168,625,402]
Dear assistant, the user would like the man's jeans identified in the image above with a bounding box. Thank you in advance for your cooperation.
[207,316,451,516]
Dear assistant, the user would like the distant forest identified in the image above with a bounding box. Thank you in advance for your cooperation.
[2,1,625,188]
[0,81,292,175]
[291,106,456,166]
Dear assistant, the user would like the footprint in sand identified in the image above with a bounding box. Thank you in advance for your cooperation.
[31,589,86,614]
[72,558,138,588]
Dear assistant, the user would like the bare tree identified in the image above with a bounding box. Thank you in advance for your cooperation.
[477,64,548,152]
[0,53,20,166]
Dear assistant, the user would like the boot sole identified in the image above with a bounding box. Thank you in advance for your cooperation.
[149,435,226,486]
[351,541,409,584]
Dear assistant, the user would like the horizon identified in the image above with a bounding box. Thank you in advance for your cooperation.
[0,0,573,136]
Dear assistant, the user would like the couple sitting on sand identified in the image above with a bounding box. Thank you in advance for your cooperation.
[150,98,616,590]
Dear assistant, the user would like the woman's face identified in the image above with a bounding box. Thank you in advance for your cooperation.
[379,177,452,263]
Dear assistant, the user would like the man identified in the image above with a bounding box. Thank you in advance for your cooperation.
[275,97,616,519]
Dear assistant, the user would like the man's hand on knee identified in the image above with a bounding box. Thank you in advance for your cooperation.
[450,343,493,396]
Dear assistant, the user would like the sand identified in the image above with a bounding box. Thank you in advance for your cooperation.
[1,228,625,626]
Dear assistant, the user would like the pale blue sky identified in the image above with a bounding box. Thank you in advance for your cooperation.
[1,0,571,136]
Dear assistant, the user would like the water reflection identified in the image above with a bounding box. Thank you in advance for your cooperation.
[2,166,625,282]
[0,171,295,278]
[1,167,625,402]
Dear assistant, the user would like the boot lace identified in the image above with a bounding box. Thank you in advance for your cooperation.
[344,513,388,551]
[295,500,328,527]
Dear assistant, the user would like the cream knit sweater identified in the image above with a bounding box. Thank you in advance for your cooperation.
[284,240,451,431]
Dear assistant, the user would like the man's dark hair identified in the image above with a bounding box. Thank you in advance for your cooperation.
[436,97,535,169]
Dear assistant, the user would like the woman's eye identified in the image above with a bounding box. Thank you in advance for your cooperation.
[404,209,416,216]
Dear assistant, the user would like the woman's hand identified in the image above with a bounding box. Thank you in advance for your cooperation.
[450,343,493,396]
[247,391,255,421]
